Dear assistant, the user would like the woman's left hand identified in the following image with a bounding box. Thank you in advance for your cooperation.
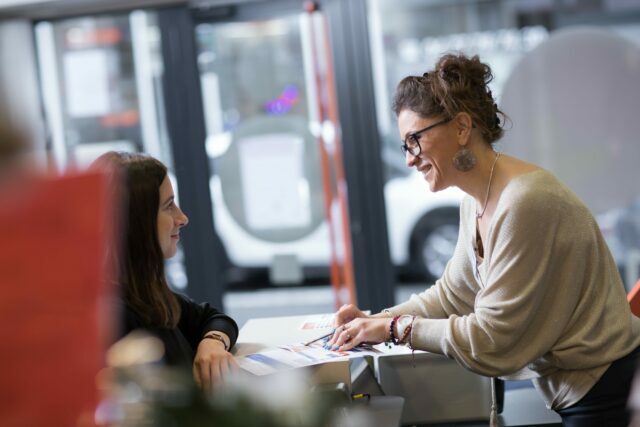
[327,317,390,351]
[193,338,238,390]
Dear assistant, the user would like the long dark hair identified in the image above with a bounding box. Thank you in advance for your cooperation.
[94,151,180,328]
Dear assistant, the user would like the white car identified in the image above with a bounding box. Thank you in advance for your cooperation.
[384,172,463,281]
[206,114,464,285]
[210,168,463,285]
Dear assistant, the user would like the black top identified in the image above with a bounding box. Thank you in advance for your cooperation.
[121,293,238,367]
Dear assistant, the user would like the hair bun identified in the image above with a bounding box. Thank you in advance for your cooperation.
[393,52,506,145]
[431,53,498,123]
[435,53,493,93]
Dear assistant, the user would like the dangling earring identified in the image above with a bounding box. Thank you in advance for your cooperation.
[452,146,476,172]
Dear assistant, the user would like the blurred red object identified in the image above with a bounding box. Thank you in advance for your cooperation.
[629,279,640,317]
[0,171,116,427]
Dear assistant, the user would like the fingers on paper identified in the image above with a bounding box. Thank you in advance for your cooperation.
[332,324,359,350]
[337,329,359,351]
[328,324,343,346]
[334,304,360,326]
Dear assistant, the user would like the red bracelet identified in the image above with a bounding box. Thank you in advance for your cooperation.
[399,316,415,345]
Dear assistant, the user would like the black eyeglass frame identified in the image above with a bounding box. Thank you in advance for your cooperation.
[400,117,452,157]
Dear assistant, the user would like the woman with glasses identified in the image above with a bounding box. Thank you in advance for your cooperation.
[94,151,238,390]
[328,53,640,426]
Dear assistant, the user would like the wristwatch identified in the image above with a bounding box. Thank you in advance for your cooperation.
[203,333,229,351]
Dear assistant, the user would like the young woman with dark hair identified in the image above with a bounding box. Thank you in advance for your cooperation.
[327,53,640,426]
[95,151,238,390]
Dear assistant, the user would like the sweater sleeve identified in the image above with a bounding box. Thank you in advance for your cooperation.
[409,182,581,377]
[386,197,479,319]
[176,293,239,351]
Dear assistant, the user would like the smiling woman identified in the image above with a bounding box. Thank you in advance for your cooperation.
[92,151,239,391]
[328,53,640,427]
[156,175,188,259]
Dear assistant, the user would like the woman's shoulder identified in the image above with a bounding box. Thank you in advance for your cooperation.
[461,165,562,216]
[499,166,589,220]
[503,167,568,202]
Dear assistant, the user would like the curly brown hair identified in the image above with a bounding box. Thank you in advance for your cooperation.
[392,53,506,145]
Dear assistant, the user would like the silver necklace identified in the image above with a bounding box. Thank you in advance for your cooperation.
[476,152,501,220]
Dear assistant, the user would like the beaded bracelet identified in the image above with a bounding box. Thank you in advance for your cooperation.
[203,333,229,351]
[389,316,400,346]
[404,316,417,367]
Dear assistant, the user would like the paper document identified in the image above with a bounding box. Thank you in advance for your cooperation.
[299,314,335,330]
[237,339,383,376]
[298,311,371,330]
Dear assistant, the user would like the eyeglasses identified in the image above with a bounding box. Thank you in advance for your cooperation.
[400,117,452,157]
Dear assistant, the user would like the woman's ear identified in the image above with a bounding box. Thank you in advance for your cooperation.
[454,112,473,144]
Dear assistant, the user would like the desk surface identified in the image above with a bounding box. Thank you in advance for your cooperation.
[237,315,562,426]
[235,314,333,356]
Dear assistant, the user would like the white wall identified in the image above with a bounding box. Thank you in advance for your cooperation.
[0,20,46,154]
[0,0,58,8]
[0,0,184,19]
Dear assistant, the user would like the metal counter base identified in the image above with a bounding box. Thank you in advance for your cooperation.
[350,358,562,426]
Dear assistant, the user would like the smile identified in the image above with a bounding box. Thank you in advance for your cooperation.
[419,164,433,175]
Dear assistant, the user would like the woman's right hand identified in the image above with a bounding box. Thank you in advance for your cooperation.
[193,334,238,390]
[333,304,367,327]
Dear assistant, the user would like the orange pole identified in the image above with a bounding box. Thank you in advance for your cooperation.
[306,5,344,308]
[305,5,357,308]
[319,12,357,307]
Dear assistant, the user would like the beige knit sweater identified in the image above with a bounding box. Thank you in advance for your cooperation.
[386,170,640,409]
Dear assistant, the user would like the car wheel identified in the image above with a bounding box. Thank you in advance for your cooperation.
[412,210,459,283]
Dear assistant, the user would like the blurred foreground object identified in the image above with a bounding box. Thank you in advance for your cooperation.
[100,332,342,427]
[0,168,116,426]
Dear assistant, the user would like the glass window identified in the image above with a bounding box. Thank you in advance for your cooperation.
[35,11,187,290]
[194,11,352,295]
[368,0,640,291]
